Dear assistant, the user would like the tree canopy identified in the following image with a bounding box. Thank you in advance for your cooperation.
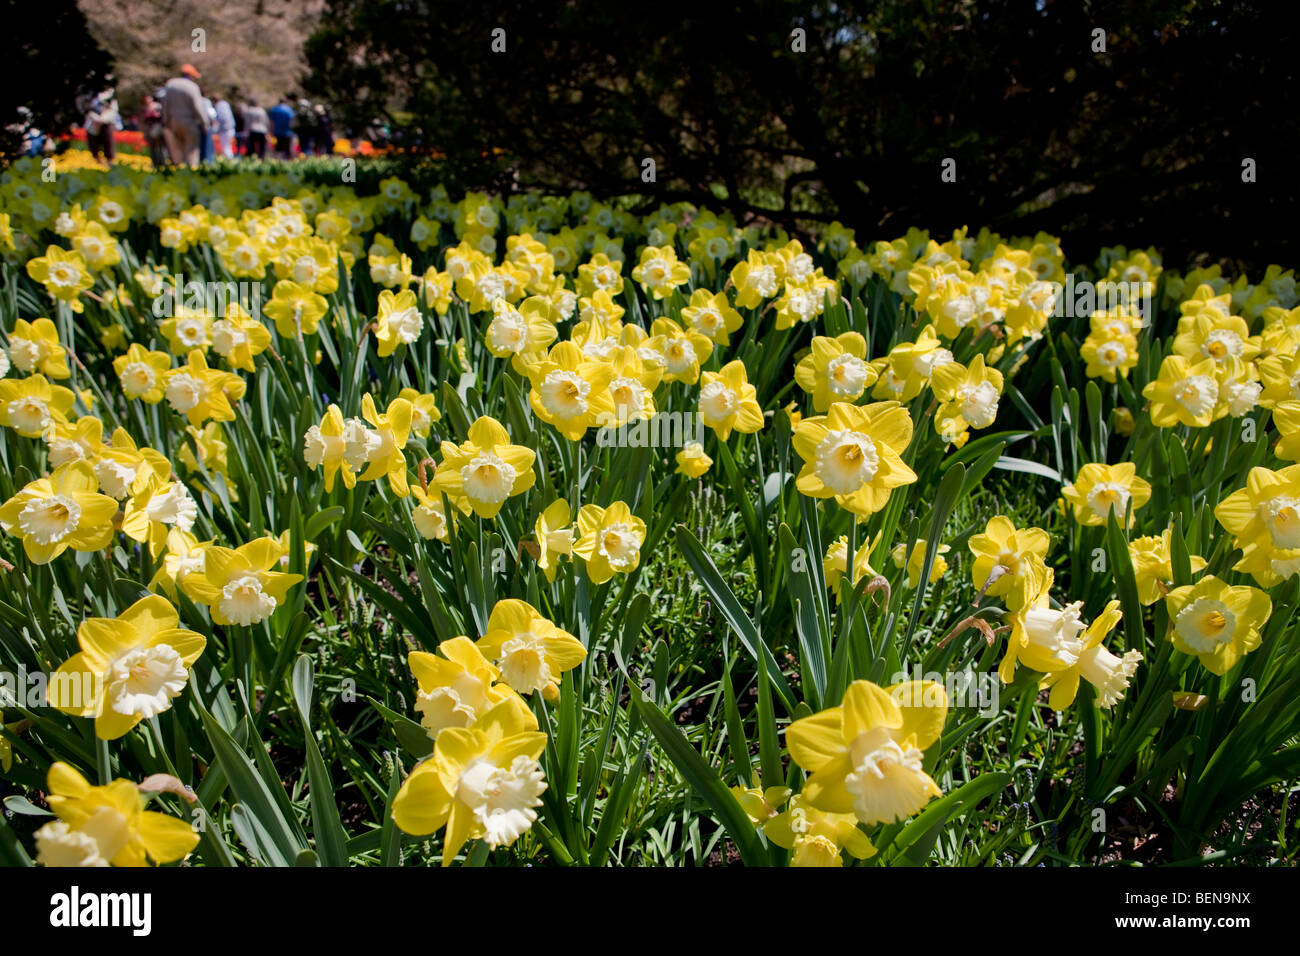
[305,0,1296,266]
[1,0,112,156]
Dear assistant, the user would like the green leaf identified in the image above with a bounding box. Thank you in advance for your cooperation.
[292,656,349,867]
[993,456,1061,482]
[367,696,434,760]
[630,688,768,866]
[200,707,307,867]
[883,772,1012,864]
[674,524,795,713]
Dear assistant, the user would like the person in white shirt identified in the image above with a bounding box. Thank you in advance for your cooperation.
[213,96,236,157]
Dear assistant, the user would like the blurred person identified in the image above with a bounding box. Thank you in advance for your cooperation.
[79,81,119,163]
[296,98,317,155]
[199,91,216,163]
[213,94,236,157]
[231,90,246,156]
[161,64,210,166]
[316,104,334,154]
[269,96,295,158]
[9,106,45,157]
[243,98,269,158]
[139,93,166,167]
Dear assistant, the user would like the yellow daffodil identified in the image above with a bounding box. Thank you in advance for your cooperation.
[675,441,713,479]
[602,346,659,427]
[272,236,340,294]
[7,318,69,378]
[932,358,1002,447]
[534,499,574,582]
[891,539,950,588]
[731,779,793,825]
[303,404,353,492]
[774,274,837,330]
[397,387,441,438]
[527,341,614,440]
[373,289,425,357]
[391,696,548,864]
[1129,528,1207,604]
[631,244,690,299]
[1061,462,1151,527]
[1081,324,1140,383]
[681,288,743,346]
[823,531,883,599]
[181,538,303,627]
[476,599,586,700]
[786,679,946,826]
[1214,464,1300,586]
[1142,355,1223,428]
[871,326,951,403]
[1171,313,1259,368]
[576,253,624,298]
[113,344,172,403]
[1274,400,1300,462]
[573,501,645,584]
[764,794,876,867]
[409,638,534,742]
[698,360,764,440]
[484,295,557,373]
[968,515,1051,608]
[70,222,122,272]
[94,427,171,500]
[262,279,329,337]
[163,350,245,426]
[34,762,199,867]
[1037,600,1139,709]
[794,333,877,412]
[435,416,537,519]
[149,528,214,598]
[0,461,118,564]
[999,564,1126,692]
[25,245,94,312]
[793,401,916,515]
[44,415,107,468]
[646,318,713,385]
[159,307,213,356]
[411,485,451,541]
[211,302,271,372]
[49,594,205,740]
[178,422,233,488]
[1258,350,1300,408]
[730,249,781,309]
[357,393,413,496]
[455,260,530,313]
[0,373,77,437]
[120,475,198,559]
[1166,575,1271,675]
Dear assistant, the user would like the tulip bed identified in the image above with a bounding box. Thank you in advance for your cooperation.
[0,154,1298,868]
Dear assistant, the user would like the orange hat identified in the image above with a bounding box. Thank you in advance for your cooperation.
[181,64,201,80]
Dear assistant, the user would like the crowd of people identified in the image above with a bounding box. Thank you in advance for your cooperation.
[76,64,339,167]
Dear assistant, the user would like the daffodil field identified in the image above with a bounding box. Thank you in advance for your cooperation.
[2,153,1299,869]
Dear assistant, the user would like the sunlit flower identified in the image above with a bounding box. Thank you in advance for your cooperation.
[476,599,586,700]
[1166,575,1270,675]
[34,762,199,866]
[49,594,205,740]
[573,501,646,584]
[0,461,118,564]
[786,680,946,826]
[793,401,916,515]
[1061,462,1151,527]
[181,538,304,627]
[435,416,537,519]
